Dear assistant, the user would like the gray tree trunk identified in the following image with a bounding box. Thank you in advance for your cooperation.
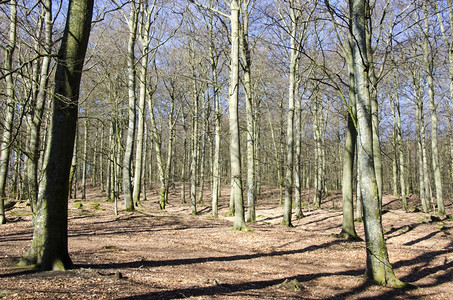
[122,1,138,212]
[241,0,256,223]
[413,74,431,213]
[189,43,199,215]
[81,120,88,200]
[423,2,445,215]
[181,113,188,204]
[340,59,359,239]
[26,0,53,216]
[394,85,407,211]
[0,0,17,225]
[230,0,247,231]
[282,3,299,227]
[210,27,221,217]
[350,0,405,287]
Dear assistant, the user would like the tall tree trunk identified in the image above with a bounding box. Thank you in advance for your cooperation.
[390,108,398,196]
[394,84,407,211]
[423,2,445,215]
[122,1,138,212]
[436,0,453,209]
[312,91,323,208]
[282,3,299,227]
[240,0,256,223]
[197,100,207,205]
[26,0,53,216]
[365,10,383,210]
[164,94,177,206]
[0,0,17,225]
[340,60,359,239]
[106,122,113,200]
[189,44,199,215]
[210,31,221,218]
[69,130,78,200]
[99,123,105,192]
[20,0,93,270]
[92,125,98,187]
[294,75,303,219]
[229,0,247,231]
[181,113,188,204]
[350,0,404,287]
[81,120,88,200]
[133,2,154,207]
[149,104,165,210]
[132,50,147,207]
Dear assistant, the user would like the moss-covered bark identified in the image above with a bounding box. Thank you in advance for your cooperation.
[20,0,93,271]
[340,56,359,240]
[350,0,405,287]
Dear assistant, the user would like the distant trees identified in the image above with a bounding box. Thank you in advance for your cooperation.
[0,0,451,284]
[1,0,451,222]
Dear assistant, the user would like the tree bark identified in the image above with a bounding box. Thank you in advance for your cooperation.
[81,119,88,200]
[210,22,221,217]
[423,1,445,215]
[240,0,256,224]
[230,0,247,231]
[282,3,299,227]
[350,0,404,287]
[122,0,138,212]
[394,84,407,211]
[26,0,53,216]
[20,0,93,270]
[0,0,17,225]
[340,59,359,239]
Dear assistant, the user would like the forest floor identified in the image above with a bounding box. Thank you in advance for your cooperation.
[0,185,452,299]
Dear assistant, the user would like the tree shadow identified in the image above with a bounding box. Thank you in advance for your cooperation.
[302,214,340,226]
[0,230,33,243]
[116,269,364,300]
[256,214,284,223]
[77,239,346,270]
[403,231,439,246]
[0,268,38,279]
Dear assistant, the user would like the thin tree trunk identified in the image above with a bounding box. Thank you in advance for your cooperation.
[99,123,105,192]
[141,122,148,201]
[394,85,407,211]
[0,0,17,225]
[240,0,256,223]
[26,0,53,216]
[230,0,247,231]
[122,1,138,212]
[282,3,299,227]
[106,122,113,200]
[294,77,303,219]
[81,120,88,200]
[423,2,445,215]
[189,43,199,215]
[164,94,177,205]
[132,50,147,207]
[181,113,188,204]
[340,61,359,239]
[210,28,221,217]
[197,102,207,205]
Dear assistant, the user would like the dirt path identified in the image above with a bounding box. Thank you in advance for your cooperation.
[0,187,452,299]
